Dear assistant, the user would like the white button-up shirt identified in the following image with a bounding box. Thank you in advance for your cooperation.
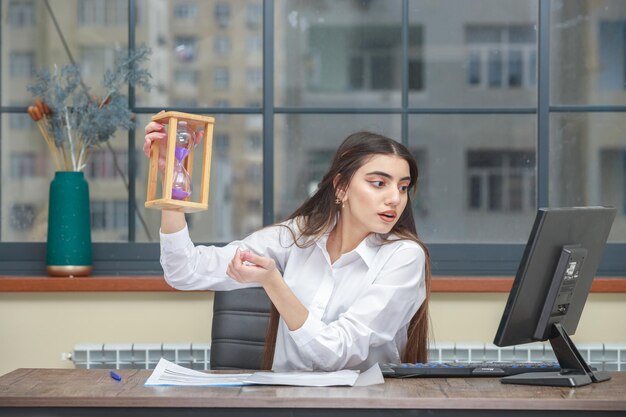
[160,218,426,372]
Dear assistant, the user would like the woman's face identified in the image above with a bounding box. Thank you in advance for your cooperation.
[340,154,411,237]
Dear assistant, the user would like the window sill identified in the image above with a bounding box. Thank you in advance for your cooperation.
[0,276,625,292]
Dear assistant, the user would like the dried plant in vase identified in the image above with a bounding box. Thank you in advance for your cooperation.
[27,45,153,172]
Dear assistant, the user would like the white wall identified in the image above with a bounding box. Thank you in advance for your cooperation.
[0,291,625,376]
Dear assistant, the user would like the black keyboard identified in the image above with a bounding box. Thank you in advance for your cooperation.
[381,361,561,378]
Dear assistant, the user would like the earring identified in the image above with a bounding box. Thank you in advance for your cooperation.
[335,198,345,208]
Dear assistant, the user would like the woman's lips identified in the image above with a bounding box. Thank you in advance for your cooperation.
[378,211,397,223]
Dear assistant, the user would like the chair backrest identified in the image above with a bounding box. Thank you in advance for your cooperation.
[210,287,271,370]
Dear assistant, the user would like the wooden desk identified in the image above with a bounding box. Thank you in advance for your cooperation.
[0,368,625,416]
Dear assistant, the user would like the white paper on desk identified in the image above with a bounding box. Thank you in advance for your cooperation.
[145,358,385,387]
[243,369,358,387]
[243,363,384,387]
[145,358,251,386]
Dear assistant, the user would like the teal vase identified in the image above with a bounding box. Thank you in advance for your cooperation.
[46,171,93,277]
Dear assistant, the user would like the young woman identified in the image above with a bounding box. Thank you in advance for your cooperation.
[143,127,431,372]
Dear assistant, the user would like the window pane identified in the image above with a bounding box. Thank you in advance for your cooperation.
[409,114,536,243]
[135,114,263,243]
[551,0,626,105]
[137,0,263,108]
[409,0,537,107]
[0,115,51,241]
[274,114,402,221]
[550,113,626,242]
[275,0,404,108]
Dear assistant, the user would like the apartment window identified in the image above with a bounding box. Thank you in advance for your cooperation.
[214,134,230,155]
[214,36,231,55]
[247,199,262,212]
[174,36,198,62]
[9,52,34,77]
[9,204,36,231]
[215,3,231,28]
[214,67,230,89]
[247,36,262,55]
[245,163,262,182]
[9,152,45,178]
[246,134,262,152]
[246,68,262,90]
[598,21,626,90]
[174,69,199,85]
[466,25,536,89]
[85,150,128,179]
[174,3,198,19]
[91,200,127,230]
[246,4,262,29]
[78,0,127,26]
[309,26,423,92]
[467,150,535,212]
[8,0,34,27]
[348,52,395,90]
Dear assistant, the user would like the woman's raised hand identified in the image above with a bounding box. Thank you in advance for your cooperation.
[143,120,168,174]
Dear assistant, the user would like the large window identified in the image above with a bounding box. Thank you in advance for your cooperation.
[0,0,624,277]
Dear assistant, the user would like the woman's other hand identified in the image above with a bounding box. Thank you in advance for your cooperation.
[226,248,280,285]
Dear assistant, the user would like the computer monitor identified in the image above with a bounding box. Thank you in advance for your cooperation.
[493,206,616,387]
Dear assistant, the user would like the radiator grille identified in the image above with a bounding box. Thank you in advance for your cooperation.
[72,342,625,371]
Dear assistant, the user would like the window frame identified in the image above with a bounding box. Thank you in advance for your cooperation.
[0,0,625,281]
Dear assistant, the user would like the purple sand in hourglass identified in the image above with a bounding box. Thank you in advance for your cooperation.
[171,188,191,200]
[175,146,190,161]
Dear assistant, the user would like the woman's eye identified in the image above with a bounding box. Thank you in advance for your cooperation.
[399,185,409,192]
[370,180,385,187]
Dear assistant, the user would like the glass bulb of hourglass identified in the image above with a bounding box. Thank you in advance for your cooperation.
[171,121,195,200]
[172,163,191,200]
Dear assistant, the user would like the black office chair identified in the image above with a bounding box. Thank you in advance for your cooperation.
[210,287,271,370]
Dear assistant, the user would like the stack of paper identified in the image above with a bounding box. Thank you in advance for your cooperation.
[144,358,383,387]
[145,359,251,386]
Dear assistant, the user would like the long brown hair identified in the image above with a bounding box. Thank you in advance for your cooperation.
[261,131,431,369]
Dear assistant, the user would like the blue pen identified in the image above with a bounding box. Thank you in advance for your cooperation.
[110,371,122,381]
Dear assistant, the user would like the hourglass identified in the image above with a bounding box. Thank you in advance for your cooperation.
[145,111,215,212]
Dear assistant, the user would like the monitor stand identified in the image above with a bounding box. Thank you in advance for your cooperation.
[500,323,611,387]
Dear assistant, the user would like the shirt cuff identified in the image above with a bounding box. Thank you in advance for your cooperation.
[159,225,192,252]
[288,312,326,347]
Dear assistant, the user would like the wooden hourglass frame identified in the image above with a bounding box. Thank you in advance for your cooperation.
[145,111,215,212]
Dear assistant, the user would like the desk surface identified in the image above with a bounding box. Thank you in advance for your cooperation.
[1,368,625,416]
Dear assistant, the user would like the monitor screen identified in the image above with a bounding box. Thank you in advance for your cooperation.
[493,206,616,387]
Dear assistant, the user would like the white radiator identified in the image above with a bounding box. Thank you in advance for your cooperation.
[72,343,211,370]
[72,342,625,371]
